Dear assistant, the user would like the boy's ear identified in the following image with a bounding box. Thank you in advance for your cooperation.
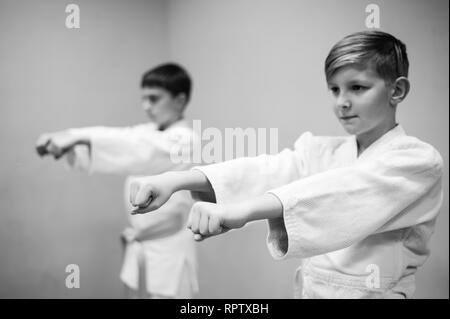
[175,93,187,111]
[390,77,410,106]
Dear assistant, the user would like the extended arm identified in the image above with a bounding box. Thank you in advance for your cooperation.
[185,139,443,247]
[37,123,195,175]
[187,192,283,241]
[129,170,215,214]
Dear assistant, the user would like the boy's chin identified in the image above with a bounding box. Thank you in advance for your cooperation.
[341,125,359,135]
[147,117,160,125]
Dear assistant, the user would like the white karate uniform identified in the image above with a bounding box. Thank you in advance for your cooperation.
[65,120,200,297]
[193,125,444,298]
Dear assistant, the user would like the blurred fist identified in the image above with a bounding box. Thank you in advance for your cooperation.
[36,133,52,156]
[36,131,78,159]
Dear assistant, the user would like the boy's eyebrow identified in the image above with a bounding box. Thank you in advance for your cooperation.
[143,94,160,99]
[327,78,371,87]
[346,78,372,85]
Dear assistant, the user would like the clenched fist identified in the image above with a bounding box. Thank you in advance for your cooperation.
[36,131,81,159]
[187,201,248,241]
[129,173,179,214]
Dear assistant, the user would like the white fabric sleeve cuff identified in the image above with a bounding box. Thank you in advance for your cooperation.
[190,165,239,204]
[265,188,308,260]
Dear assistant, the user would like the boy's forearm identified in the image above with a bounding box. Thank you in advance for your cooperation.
[171,169,214,193]
[244,193,284,223]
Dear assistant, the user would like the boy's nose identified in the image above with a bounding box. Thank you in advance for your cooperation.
[142,100,152,111]
[337,94,351,109]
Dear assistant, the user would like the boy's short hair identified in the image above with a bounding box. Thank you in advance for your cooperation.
[325,30,409,84]
[141,63,192,103]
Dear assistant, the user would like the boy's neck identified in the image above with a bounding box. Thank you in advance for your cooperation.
[356,121,398,156]
[158,114,184,131]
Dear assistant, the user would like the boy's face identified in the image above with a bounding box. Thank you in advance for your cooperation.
[141,87,184,128]
[327,65,396,139]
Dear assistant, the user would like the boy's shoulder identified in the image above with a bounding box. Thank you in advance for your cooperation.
[293,129,443,170]
[390,131,438,149]
[293,131,352,151]
[166,119,198,136]
[132,122,159,132]
[389,132,444,168]
[165,120,201,145]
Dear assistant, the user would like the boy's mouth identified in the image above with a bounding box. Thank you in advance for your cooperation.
[340,115,358,120]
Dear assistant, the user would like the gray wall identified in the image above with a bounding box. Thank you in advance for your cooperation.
[0,0,448,298]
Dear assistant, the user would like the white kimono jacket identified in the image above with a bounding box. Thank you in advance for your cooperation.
[194,125,444,298]
[65,120,200,297]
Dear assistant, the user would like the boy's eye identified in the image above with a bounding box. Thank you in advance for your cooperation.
[329,87,339,95]
[351,85,365,91]
[144,96,159,104]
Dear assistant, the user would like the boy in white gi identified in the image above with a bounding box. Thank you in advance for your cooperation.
[128,32,444,298]
[36,63,199,298]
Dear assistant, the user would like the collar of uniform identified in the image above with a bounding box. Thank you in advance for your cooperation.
[162,118,188,131]
[356,124,406,161]
[144,118,188,131]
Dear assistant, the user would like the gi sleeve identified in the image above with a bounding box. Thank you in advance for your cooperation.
[266,139,444,260]
[65,124,196,175]
[191,132,313,203]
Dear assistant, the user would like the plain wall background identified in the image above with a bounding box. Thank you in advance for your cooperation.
[0,0,448,298]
